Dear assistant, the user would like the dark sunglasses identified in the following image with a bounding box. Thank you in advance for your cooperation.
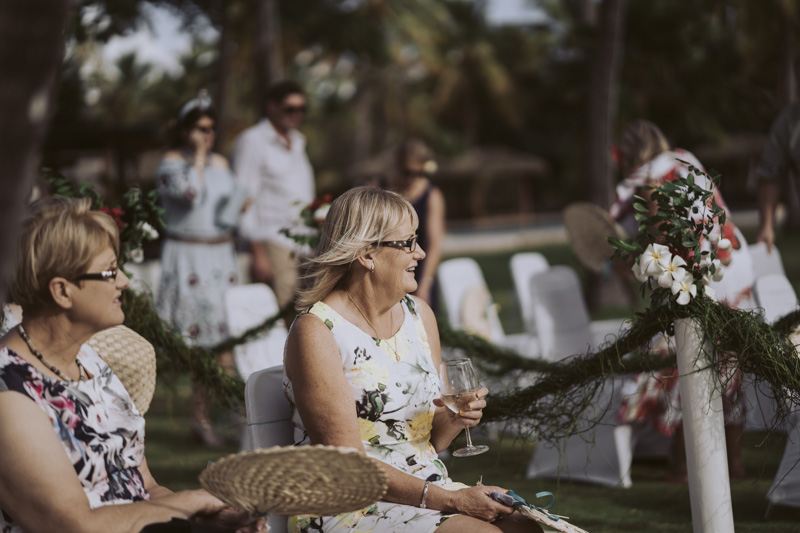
[194,126,215,134]
[75,267,119,282]
[373,235,418,253]
[282,105,307,115]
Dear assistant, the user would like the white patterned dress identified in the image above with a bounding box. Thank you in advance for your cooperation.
[155,157,240,348]
[0,344,149,533]
[283,296,465,532]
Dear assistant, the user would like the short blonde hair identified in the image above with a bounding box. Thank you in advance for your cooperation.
[11,197,120,314]
[618,119,670,177]
[297,187,418,309]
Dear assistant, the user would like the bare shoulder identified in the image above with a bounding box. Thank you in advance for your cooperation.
[162,150,184,161]
[284,312,339,377]
[208,152,230,169]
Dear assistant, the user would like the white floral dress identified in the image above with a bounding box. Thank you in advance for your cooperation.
[0,344,149,533]
[283,296,464,532]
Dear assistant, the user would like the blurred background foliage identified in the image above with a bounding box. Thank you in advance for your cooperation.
[48,0,799,214]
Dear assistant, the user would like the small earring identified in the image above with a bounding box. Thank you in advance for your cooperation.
[370,263,375,273]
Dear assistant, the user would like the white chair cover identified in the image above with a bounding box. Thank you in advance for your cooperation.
[526,378,633,488]
[437,257,538,358]
[743,274,799,432]
[244,364,293,533]
[224,284,288,382]
[754,273,799,323]
[510,252,549,334]
[767,410,800,515]
[527,266,594,362]
[125,260,162,299]
[749,242,786,279]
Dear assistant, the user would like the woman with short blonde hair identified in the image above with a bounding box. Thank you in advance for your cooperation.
[0,197,259,532]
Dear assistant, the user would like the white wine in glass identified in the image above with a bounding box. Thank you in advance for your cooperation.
[440,358,489,457]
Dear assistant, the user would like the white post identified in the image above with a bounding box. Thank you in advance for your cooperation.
[673,318,735,533]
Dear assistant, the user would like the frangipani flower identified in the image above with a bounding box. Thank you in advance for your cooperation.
[671,277,697,305]
[710,259,724,281]
[632,262,649,282]
[640,243,672,275]
[657,254,687,288]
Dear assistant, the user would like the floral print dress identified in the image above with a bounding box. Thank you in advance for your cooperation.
[0,344,149,533]
[283,296,464,533]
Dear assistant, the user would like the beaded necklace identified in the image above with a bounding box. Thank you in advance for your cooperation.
[17,325,87,383]
[346,291,400,360]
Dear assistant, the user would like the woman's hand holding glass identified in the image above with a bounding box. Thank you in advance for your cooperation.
[437,359,490,457]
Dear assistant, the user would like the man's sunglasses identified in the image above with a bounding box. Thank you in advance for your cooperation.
[372,236,418,253]
[282,105,307,115]
[75,267,119,282]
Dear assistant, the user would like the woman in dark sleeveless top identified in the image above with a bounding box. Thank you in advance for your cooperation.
[389,139,446,312]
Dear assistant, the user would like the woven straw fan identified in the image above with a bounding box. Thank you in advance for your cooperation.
[199,446,388,517]
[87,325,157,415]
[563,202,629,273]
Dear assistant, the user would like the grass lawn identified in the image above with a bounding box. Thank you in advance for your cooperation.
[144,228,800,530]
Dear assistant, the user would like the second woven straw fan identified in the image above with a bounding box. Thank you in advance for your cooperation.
[563,202,628,273]
[200,445,388,517]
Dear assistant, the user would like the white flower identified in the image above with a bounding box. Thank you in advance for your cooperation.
[710,259,724,281]
[313,203,331,223]
[632,262,649,282]
[657,255,687,288]
[422,159,438,174]
[640,243,672,275]
[718,238,732,250]
[138,221,159,240]
[671,277,697,305]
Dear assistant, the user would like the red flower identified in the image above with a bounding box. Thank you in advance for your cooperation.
[99,206,125,229]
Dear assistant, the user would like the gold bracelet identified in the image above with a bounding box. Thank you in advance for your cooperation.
[420,480,432,509]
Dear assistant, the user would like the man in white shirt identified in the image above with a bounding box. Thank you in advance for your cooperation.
[233,80,315,308]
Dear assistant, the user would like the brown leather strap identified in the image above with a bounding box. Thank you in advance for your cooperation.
[165,232,234,245]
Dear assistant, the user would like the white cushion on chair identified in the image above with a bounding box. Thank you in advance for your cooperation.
[224,284,288,381]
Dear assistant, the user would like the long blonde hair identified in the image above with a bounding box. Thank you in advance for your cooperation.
[618,119,670,177]
[297,187,418,309]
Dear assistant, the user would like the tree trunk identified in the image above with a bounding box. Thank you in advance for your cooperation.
[584,0,628,310]
[0,0,71,306]
[585,0,625,210]
[255,0,284,116]
[214,0,235,151]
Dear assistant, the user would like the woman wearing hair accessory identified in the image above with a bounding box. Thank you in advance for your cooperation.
[0,197,262,533]
[373,139,445,311]
[156,91,248,447]
[283,187,534,532]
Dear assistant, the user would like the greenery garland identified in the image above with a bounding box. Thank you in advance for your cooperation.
[48,171,800,446]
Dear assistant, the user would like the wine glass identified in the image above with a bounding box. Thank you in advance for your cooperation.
[439,358,489,457]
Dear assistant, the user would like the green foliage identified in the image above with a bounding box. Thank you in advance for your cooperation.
[44,169,164,265]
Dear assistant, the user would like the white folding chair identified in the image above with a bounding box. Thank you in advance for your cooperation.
[224,284,288,382]
[754,274,799,323]
[244,365,293,533]
[437,258,538,358]
[509,252,549,335]
[749,242,786,279]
